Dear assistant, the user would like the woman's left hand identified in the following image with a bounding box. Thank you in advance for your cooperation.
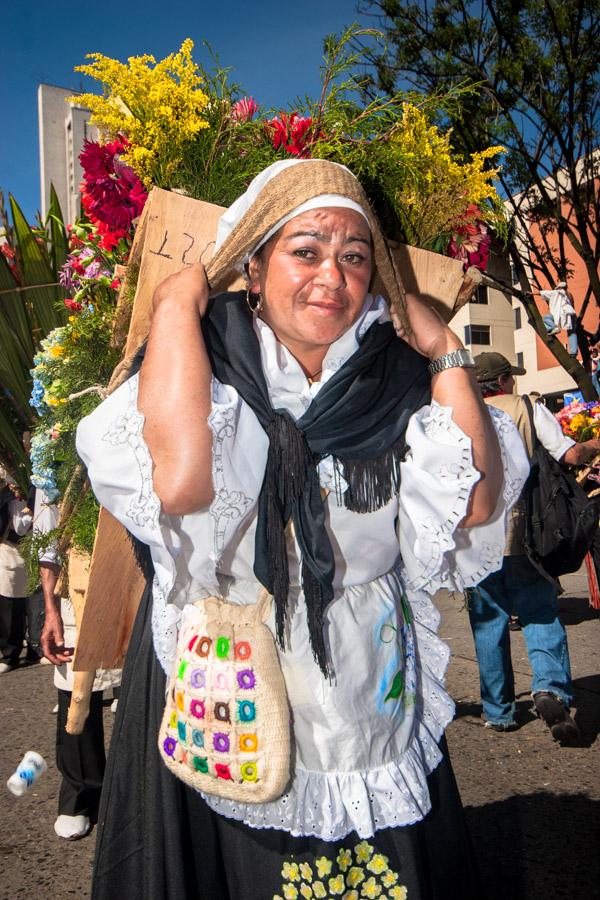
[391,292,463,361]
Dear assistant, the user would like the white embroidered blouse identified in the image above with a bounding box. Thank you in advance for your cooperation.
[76,295,528,841]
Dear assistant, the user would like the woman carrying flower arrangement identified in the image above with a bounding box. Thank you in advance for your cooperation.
[77,159,528,899]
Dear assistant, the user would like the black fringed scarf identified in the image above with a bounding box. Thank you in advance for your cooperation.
[201,292,431,676]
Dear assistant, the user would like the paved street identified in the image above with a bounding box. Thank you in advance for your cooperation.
[0,568,598,899]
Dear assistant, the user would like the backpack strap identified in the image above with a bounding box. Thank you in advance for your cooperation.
[521,395,540,451]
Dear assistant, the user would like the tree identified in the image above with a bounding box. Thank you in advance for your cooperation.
[357,0,600,397]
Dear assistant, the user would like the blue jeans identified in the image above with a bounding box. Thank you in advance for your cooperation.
[468,555,573,725]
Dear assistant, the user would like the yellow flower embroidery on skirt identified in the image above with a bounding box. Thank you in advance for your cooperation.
[273,844,408,899]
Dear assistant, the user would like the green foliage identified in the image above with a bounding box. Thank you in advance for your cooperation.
[74,27,506,251]
[0,191,67,493]
[358,1,600,278]
[28,215,132,552]
[358,0,600,393]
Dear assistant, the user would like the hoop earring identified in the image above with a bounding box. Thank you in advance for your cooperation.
[246,289,264,314]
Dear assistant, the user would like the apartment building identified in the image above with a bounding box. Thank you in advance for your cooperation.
[38,84,98,224]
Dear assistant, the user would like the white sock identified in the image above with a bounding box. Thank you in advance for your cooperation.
[54,814,91,839]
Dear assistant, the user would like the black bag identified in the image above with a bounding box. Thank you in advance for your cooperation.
[521,397,599,577]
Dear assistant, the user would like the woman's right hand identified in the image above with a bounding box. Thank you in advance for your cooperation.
[152,262,210,317]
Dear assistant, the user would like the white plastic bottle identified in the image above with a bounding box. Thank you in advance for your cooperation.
[6,751,47,796]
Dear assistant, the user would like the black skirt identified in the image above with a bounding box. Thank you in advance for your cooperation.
[92,584,480,900]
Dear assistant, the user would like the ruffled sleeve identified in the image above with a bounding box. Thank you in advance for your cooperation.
[76,373,177,595]
[76,372,265,672]
[398,402,529,593]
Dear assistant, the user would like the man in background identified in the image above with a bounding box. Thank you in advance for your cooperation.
[469,352,600,744]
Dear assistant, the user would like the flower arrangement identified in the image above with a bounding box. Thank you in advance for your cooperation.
[72,39,210,189]
[556,400,600,443]
[26,143,141,561]
[71,28,506,268]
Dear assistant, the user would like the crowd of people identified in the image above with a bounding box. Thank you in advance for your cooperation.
[0,472,120,840]
[1,159,598,899]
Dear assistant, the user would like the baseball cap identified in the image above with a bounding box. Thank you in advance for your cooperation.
[473,351,527,382]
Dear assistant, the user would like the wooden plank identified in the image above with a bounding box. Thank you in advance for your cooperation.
[73,508,146,670]
[393,244,472,321]
[124,188,244,356]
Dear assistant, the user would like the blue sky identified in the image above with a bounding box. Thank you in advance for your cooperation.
[1,0,372,222]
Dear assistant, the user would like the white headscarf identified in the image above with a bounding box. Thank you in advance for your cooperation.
[215,159,371,269]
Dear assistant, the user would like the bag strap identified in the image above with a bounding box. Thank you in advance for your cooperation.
[255,588,273,624]
[522,395,540,451]
[194,589,273,625]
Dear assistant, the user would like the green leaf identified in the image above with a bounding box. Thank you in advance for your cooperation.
[48,185,68,275]
[9,194,66,341]
[384,670,404,702]
[0,402,30,495]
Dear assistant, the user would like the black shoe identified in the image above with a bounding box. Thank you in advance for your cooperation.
[533,691,581,745]
[484,720,519,733]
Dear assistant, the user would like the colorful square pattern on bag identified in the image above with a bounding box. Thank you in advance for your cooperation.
[162,628,262,787]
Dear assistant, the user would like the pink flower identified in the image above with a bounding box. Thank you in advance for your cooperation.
[64,298,83,311]
[231,96,258,123]
[265,112,315,157]
[448,205,491,272]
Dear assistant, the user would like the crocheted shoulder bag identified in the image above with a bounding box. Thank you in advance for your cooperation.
[158,591,291,803]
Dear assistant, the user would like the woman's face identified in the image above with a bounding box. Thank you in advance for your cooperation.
[247,207,373,357]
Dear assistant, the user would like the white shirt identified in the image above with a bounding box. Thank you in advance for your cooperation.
[76,295,528,840]
[540,288,576,329]
[533,402,575,461]
[0,498,33,597]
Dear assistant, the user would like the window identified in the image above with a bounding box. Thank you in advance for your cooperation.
[464,324,491,345]
[470,285,488,304]
[516,352,524,369]
[514,307,522,329]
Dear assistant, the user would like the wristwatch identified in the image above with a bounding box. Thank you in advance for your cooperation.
[428,348,475,376]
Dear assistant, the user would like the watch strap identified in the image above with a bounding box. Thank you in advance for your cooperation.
[428,348,475,377]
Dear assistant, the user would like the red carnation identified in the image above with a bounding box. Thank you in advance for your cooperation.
[79,139,148,238]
